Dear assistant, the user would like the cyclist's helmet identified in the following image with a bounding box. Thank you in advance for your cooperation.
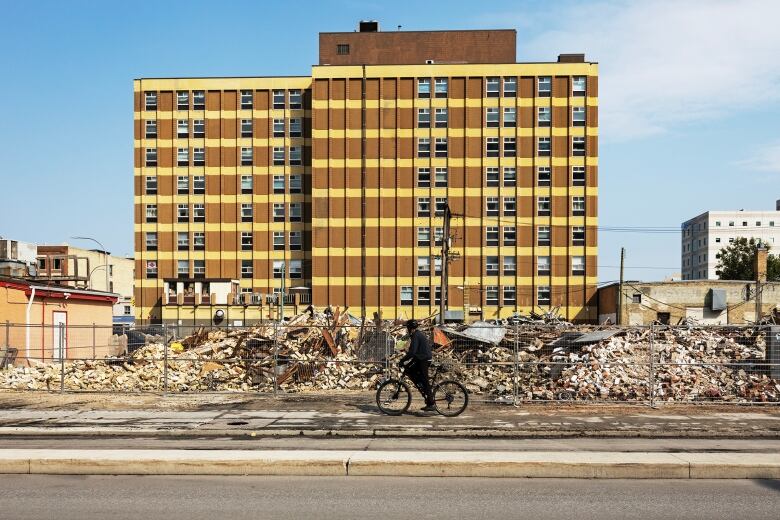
[405,319,419,330]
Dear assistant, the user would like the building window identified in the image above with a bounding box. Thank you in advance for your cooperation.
[337,43,350,55]
[241,119,253,137]
[573,137,586,156]
[146,260,157,279]
[486,108,499,128]
[289,259,303,279]
[537,166,551,187]
[499,76,516,96]
[573,106,586,126]
[434,197,447,216]
[400,286,413,305]
[572,256,585,275]
[417,227,431,246]
[241,203,253,222]
[538,137,551,156]
[144,91,157,110]
[485,286,499,306]
[538,226,551,246]
[434,227,444,246]
[273,119,285,137]
[193,204,205,222]
[145,232,158,251]
[273,231,284,250]
[503,107,516,127]
[537,286,551,306]
[417,257,431,276]
[273,147,285,165]
[572,226,585,245]
[289,90,302,109]
[145,148,157,167]
[193,260,205,278]
[503,286,516,305]
[480,228,496,250]
[177,232,189,250]
[417,197,431,217]
[417,167,430,187]
[572,196,585,216]
[177,204,189,222]
[417,108,430,128]
[572,166,585,186]
[289,146,302,165]
[434,78,448,97]
[241,260,253,279]
[435,167,448,187]
[538,77,551,96]
[289,203,302,222]
[177,176,189,194]
[417,286,431,305]
[239,232,252,251]
[272,90,285,109]
[499,196,516,218]
[486,168,499,187]
[177,91,188,110]
[177,260,189,278]
[503,137,516,157]
[417,78,430,98]
[434,256,442,275]
[503,256,517,275]
[271,175,284,193]
[417,138,431,158]
[177,148,189,167]
[193,120,205,138]
[633,293,642,304]
[486,77,500,97]
[289,118,302,137]
[241,147,253,166]
[435,108,448,128]
[573,76,586,96]
[240,90,253,109]
[503,226,516,246]
[145,176,157,194]
[538,107,551,127]
[537,255,551,275]
[486,197,499,216]
[434,138,447,157]
[193,175,205,194]
[192,148,204,166]
[192,91,205,110]
[145,120,157,138]
[241,175,253,194]
[486,137,499,157]
[537,196,550,216]
[486,256,499,276]
[193,232,205,250]
[273,203,284,222]
[289,231,302,250]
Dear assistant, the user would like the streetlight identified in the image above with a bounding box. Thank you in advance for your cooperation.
[71,236,109,293]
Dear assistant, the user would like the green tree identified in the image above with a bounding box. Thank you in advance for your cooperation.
[715,237,780,280]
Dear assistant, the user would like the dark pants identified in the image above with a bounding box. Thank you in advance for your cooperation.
[406,358,433,406]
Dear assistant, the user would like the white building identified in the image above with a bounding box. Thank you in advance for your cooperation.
[681,200,780,280]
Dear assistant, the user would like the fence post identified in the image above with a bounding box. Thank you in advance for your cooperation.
[59,322,65,394]
[649,323,656,408]
[4,320,8,348]
[92,322,96,359]
[513,323,520,406]
[163,323,168,395]
[273,320,279,397]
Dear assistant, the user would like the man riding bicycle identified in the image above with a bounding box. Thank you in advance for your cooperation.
[399,319,436,412]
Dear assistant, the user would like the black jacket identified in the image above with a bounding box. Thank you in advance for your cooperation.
[403,329,432,361]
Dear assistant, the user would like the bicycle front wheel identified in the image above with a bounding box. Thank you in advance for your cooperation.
[375,379,412,416]
[433,380,469,417]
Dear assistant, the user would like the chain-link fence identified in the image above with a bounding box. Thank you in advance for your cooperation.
[1,320,778,404]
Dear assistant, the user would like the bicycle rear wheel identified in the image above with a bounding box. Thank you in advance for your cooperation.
[375,379,412,416]
[432,380,469,417]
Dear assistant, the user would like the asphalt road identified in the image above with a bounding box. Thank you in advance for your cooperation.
[0,476,778,520]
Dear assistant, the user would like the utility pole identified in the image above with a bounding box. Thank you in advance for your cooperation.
[279,262,286,322]
[755,246,768,324]
[438,204,460,326]
[617,247,625,325]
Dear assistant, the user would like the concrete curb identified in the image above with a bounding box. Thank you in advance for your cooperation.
[1,449,780,478]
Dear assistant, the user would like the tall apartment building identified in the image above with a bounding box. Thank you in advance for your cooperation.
[134,23,598,325]
[681,200,780,280]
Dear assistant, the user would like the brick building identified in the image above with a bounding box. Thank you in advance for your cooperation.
[134,23,599,325]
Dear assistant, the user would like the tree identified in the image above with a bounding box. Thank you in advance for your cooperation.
[715,237,780,280]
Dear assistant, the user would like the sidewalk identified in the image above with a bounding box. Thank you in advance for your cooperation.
[1,392,779,438]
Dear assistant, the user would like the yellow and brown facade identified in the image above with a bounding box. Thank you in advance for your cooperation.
[134,27,598,324]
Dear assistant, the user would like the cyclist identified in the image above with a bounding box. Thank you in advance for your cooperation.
[399,319,436,412]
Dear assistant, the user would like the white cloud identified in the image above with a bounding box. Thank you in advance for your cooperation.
[735,139,780,175]
[493,0,780,141]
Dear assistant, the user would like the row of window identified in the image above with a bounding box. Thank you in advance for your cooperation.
[146,259,304,279]
[715,220,776,228]
[146,231,303,252]
[144,146,302,167]
[144,118,303,139]
[400,285,555,306]
[414,196,586,218]
[415,225,586,247]
[144,203,303,223]
[415,106,586,128]
[414,255,585,277]
[144,90,303,111]
[416,76,587,98]
[145,174,303,195]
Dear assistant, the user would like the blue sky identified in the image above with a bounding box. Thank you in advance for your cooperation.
[1,0,779,283]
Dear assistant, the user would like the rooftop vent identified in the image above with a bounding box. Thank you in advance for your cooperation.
[359,20,379,32]
[558,53,585,63]
[776,199,779,211]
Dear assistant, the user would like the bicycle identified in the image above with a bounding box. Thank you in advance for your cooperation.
[375,360,469,417]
